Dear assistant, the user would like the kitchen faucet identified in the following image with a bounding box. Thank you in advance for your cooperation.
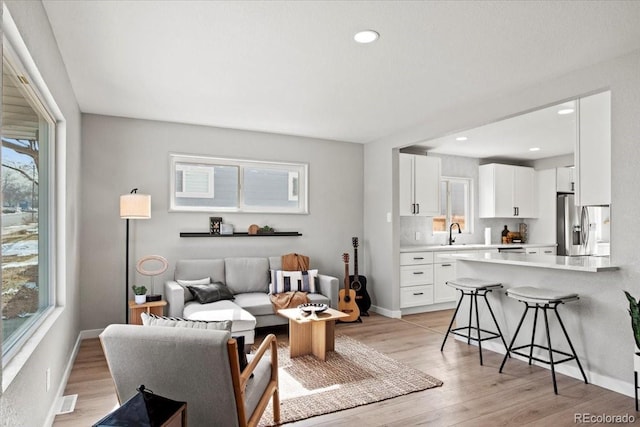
[449,222,461,245]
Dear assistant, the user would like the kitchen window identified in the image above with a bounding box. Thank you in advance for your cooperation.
[433,177,472,233]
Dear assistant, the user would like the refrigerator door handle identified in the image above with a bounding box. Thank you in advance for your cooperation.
[581,207,589,248]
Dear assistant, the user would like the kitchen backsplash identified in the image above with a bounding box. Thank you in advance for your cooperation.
[400,216,526,247]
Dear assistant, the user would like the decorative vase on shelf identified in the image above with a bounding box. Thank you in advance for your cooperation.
[134,294,146,305]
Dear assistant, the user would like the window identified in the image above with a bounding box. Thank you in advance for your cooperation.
[170,154,308,214]
[433,177,472,233]
[2,44,55,363]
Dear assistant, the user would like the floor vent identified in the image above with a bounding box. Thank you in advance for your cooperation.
[56,394,78,415]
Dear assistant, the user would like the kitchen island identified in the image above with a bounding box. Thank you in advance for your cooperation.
[447,252,630,398]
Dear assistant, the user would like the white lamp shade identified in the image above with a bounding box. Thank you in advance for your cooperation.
[120,194,151,219]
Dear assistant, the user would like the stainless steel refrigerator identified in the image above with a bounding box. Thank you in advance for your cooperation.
[556,193,610,256]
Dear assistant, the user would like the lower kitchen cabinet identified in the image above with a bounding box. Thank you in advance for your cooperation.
[434,255,457,304]
[401,250,457,309]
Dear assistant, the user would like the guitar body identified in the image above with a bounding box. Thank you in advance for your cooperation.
[339,253,361,322]
[349,274,372,315]
[350,237,372,315]
[338,288,360,322]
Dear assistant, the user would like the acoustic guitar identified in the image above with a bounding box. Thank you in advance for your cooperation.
[339,253,360,322]
[349,237,371,316]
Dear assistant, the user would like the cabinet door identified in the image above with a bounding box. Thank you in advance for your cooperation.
[434,261,457,303]
[493,164,516,217]
[399,154,415,216]
[576,91,611,206]
[514,166,536,218]
[413,155,441,216]
[556,167,575,193]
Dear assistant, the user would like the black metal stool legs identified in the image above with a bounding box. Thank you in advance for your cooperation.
[499,300,588,395]
[441,287,506,366]
[440,291,464,351]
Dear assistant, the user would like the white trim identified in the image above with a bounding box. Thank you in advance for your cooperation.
[401,301,457,316]
[80,329,105,340]
[43,331,82,427]
[458,338,634,398]
[370,305,401,319]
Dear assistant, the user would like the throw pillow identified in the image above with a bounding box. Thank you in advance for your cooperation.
[270,269,318,294]
[187,282,235,304]
[141,312,232,331]
[176,277,211,302]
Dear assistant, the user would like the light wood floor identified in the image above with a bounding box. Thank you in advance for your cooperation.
[54,310,636,426]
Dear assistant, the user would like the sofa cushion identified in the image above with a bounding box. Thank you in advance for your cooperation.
[176,277,211,302]
[224,258,269,294]
[270,269,318,294]
[140,312,232,331]
[232,292,276,317]
[175,259,226,300]
[184,299,257,333]
[307,292,331,306]
[187,282,235,304]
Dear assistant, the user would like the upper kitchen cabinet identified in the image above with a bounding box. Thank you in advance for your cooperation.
[575,91,611,206]
[479,163,536,218]
[556,166,575,193]
[399,153,441,216]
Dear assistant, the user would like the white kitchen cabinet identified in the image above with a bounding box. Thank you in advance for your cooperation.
[556,167,575,193]
[433,252,457,304]
[399,153,441,216]
[575,91,611,206]
[400,251,434,308]
[479,163,536,218]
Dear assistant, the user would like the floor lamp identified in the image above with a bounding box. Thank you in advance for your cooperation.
[120,188,151,324]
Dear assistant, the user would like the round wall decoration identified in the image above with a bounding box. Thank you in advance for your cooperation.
[136,255,169,276]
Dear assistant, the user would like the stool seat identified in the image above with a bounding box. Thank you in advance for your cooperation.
[446,277,502,290]
[507,286,578,303]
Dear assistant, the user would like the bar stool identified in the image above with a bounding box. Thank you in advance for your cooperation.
[499,286,588,394]
[441,277,509,365]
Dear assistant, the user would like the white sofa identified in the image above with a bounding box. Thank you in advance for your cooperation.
[164,256,339,345]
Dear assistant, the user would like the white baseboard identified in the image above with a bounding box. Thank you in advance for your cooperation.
[370,305,401,319]
[401,301,457,316]
[43,332,82,426]
[80,328,104,340]
[454,336,635,398]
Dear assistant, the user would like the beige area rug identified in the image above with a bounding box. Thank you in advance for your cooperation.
[258,334,443,426]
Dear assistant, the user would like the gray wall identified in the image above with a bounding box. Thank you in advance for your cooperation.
[1,1,82,426]
[80,114,363,329]
[364,49,640,391]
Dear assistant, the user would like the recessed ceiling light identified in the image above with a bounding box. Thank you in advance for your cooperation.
[557,108,575,115]
[456,136,468,141]
[529,147,541,152]
[354,30,379,44]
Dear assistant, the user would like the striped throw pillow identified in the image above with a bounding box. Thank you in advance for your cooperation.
[270,269,318,294]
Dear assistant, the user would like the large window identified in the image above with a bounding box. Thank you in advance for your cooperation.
[433,177,472,233]
[170,154,308,214]
[1,44,54,363]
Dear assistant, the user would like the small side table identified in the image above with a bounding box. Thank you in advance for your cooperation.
[129,300,167,325]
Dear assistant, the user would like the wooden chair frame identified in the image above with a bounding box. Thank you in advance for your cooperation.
[227,334,280,427]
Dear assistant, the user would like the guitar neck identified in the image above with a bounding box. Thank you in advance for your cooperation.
[344,262,350,291]
[353,246,359,277]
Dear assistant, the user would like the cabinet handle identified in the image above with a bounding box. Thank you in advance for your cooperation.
[413,257,424,260]
[513,207,517,216]
[544,250,553,254]
[571,182,575,191]
[413,271,424,275]
[413,292,424,296]
[416,203,420,214]
[441,263,452,267]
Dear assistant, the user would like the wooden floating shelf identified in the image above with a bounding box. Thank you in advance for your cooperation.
[180,231,302,237]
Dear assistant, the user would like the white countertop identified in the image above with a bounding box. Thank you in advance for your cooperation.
[400,243,556,252]
[443,252,618,273]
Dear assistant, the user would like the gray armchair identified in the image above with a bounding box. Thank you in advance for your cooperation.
[100,324,280,427]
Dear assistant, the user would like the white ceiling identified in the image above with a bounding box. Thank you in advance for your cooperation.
[42,1,640,147]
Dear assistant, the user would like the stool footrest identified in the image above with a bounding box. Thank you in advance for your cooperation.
[450,326,502,343]
[510,343,577,366]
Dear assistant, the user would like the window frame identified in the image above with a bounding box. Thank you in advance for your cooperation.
[169,153,309,214]
[1,29,58,367]
[433,176,474,234]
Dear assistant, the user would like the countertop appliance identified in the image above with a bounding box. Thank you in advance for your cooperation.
[557,193,610,256]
